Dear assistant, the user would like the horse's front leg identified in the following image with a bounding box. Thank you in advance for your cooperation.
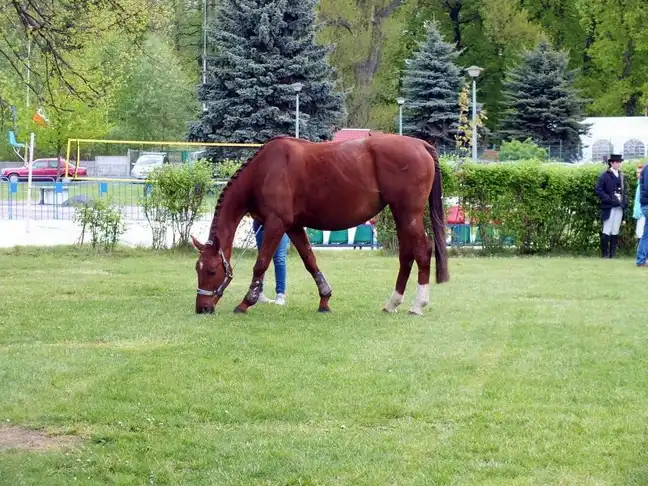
[287,227,332,312]
[234,224,286,314]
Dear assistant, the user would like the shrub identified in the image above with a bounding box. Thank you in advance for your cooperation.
[499,138,548,161]
[145,161,214,248]
[459,161,639,254]
[142,187,170,250]
[73,197,126,251]
[213,158,244,179]
[460,162,570,253]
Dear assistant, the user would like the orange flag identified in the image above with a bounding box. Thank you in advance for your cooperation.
[32,107,49,127]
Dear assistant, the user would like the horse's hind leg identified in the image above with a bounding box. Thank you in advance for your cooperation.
[386,211,432,316]
[287,226,333,312]
[408,219,433,316]
[383,215,415,313]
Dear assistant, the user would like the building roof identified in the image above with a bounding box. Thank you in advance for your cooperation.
[332,128,383,142]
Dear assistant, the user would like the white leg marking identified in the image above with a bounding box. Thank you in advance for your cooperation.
[409,284,429,316]
[383,291,404,313]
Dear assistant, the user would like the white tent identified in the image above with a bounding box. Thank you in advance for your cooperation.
[580,116,648,162]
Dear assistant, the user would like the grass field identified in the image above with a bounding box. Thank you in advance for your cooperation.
[1,247,647,485]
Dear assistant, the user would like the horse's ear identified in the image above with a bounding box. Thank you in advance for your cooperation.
[191,235,205,252]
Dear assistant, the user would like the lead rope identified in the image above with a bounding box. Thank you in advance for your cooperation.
[229,221,262,272]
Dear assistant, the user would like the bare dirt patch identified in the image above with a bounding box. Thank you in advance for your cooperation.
[0,425,81,452]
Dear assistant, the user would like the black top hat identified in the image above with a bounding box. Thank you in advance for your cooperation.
[608,154,623,163]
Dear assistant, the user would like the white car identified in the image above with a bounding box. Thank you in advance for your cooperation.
[186,150,207,163]
[131,152,170,179]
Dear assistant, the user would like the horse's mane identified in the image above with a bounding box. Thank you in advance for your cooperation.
[208,136,290,243]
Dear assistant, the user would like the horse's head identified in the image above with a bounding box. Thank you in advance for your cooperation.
[191,235,233,314]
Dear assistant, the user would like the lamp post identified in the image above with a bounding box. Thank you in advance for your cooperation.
[201,0,207,112]
[396,97,405,136]
[292,82,303,138]
[465,65,483,161]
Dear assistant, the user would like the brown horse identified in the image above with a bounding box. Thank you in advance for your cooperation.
[191,133,449,315]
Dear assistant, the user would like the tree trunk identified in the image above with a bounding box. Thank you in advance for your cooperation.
[350,0,405,126]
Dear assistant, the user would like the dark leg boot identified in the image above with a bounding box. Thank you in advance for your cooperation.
[600,233,610,258]
[610,235,618,258]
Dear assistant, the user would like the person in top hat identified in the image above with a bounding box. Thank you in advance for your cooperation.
[595,154,628,258]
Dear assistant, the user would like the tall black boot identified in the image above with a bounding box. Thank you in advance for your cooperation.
[610,235,618,258]
[600,233,610,258]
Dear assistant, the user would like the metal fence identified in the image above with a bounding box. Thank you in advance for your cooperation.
[0,178,220,221]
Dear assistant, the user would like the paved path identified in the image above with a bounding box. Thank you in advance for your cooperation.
[0,202,149,221]
[0,217,244,249]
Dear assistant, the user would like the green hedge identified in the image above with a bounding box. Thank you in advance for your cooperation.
[374,159,643,256]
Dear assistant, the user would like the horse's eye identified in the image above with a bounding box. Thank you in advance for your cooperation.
[207,270,217,277]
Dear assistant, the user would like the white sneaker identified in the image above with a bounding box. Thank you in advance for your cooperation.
[257,292,274,304]
[274,293,286,306]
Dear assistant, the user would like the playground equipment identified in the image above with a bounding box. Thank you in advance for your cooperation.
[2,101,25,163]
[8,130,26,163]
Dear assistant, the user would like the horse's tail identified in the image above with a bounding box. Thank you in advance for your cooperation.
[425,142,449,284]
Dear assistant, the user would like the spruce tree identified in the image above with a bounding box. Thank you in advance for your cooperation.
[399,21,463,147]
[499,39,590,161]
[187,0,346,159]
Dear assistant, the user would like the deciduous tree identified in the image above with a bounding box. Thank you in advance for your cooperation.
[1,0,157,107]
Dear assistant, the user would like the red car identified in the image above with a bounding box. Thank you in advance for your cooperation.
[1,157,87,182]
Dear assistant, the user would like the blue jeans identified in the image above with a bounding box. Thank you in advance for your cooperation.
[637,205,648,265]
[253,220,289,294]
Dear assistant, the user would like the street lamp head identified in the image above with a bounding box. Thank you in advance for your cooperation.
[466,65,483,79]
[396,97,405,106]
[291,82,303,93]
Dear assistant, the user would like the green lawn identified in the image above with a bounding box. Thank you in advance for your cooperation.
[1,248,647,485]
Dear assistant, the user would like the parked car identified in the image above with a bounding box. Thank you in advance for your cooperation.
[0,157,87,182]
[131,152,170,179]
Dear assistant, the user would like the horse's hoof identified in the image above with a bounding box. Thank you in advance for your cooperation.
[408,309,423,317]
[382,307,396,313]
[233,306,247,314]
[317,307,331,313]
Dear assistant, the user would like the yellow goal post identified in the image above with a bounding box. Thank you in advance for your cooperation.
[63,138,263,181]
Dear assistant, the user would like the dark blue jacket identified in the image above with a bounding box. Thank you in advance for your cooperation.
[641,165,648,207]
[595,169,628,221]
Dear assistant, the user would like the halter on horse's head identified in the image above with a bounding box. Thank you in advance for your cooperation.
[192,235,233,314]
